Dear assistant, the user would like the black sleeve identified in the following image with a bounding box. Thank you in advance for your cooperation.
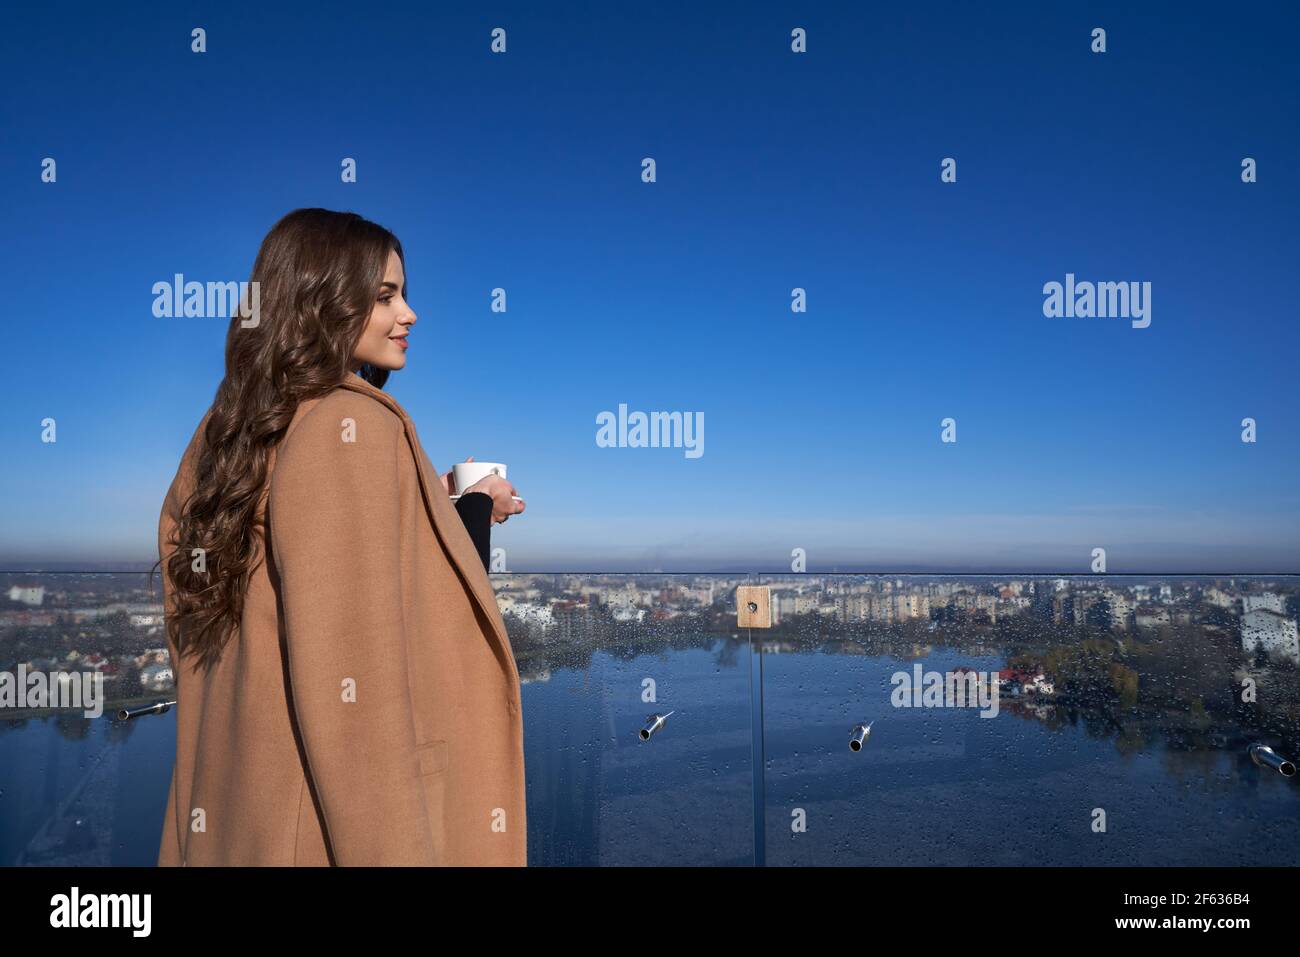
[453,492,493,572]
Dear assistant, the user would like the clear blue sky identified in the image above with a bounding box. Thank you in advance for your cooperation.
[2,1,1297,572]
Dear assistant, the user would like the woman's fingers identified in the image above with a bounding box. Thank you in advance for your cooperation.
[495,495,524,524]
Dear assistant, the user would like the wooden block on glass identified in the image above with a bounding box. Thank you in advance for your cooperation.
[736,586,771,628]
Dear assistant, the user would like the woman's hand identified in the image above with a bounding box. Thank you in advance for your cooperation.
[463,474,525,524]
[440,455,472,495]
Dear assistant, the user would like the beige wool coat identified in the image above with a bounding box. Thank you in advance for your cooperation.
[156,374,526,866]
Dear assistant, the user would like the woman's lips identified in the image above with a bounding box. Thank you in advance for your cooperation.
[389,336,408,350]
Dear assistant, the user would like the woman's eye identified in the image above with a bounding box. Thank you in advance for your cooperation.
[379,296,393,304]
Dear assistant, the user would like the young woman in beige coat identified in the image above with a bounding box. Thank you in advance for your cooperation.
[154,208,527,866]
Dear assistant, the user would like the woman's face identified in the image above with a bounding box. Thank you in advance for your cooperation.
[351,249,416,372]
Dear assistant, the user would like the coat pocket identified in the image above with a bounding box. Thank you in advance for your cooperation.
[415,739,449,776]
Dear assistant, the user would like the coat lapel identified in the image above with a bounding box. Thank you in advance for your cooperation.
[336,375,519,684]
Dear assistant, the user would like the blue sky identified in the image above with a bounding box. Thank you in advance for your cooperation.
[1,1,1297,572]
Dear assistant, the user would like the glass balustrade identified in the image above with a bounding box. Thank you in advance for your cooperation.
[1,571,1296,865]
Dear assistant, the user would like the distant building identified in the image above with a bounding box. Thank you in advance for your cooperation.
[1024,674,1055,696]
[834,594,868,623]
[1070,592,1105,627]
[780,593,819,617]
[998,596,1031,616]
[1105,591,1133,630]
[1243,593,1286,615]
[1135,606,1171,629]
[8,584,45,606]
[551,600,598,641]
[0,609,56,626]
[140,663,174,691]
[893,593,930,621]
[605,582,646,611]
[499,595,554,628]
[1203,587,1238,611]
[997,668,1053,696]
[1240,610,1300,664]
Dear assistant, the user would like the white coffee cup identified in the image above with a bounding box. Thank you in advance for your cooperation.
[452,461,507,494]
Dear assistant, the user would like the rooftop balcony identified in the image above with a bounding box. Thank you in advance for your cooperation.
[2,571,1297,866]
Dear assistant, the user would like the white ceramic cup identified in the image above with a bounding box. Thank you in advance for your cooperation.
[452,461,507,494]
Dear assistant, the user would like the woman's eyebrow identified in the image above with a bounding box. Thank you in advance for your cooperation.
[379,281,400,290]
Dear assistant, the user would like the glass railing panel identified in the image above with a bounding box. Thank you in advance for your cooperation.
[7,569,1295,866]
[496,573,754,865]
[0,572,174,865]
[0,571,757,865]
[754,574,1300,865]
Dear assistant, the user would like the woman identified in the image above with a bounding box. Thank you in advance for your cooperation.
[153,208,527,866]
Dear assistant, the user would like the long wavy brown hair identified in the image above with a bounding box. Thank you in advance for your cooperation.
[151,208,404,671]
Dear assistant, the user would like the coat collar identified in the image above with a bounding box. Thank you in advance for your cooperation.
[336,373,520,687]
